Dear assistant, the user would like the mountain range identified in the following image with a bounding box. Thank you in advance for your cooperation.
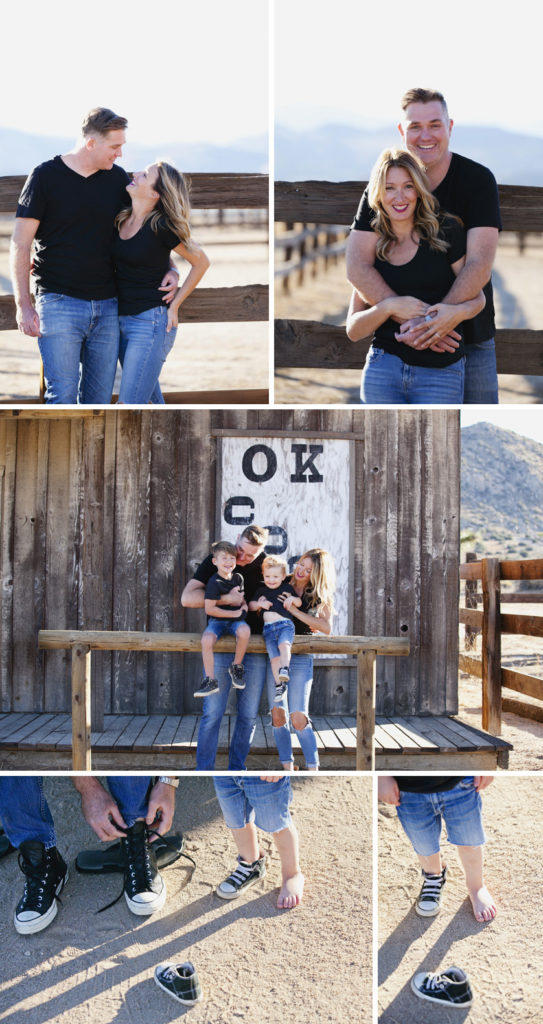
[0,127,268,176]
[276,122,543,185]
[461,422,543,559]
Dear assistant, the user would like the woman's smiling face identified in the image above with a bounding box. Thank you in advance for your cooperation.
[381,166,418,223]
[293,556,313,587]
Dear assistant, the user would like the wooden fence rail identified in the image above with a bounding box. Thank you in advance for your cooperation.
[275,224,348,290]
[459,556,543,733]
[0,172,269,404]
[274,180,543,378]
[38,629,410,771]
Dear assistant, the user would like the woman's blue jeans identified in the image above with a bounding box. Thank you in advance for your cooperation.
[361,347,465,404]
[266,654,319,768]
[196,653,267,770]
[119,305,176,404]
[0,777,152,848]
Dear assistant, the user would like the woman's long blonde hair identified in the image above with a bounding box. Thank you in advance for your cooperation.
[298,548,336,616]
[116,159,192,247]
[367,148,448,262]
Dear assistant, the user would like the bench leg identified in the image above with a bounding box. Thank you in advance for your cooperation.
[356,651,376,770]
[72,644,92,770]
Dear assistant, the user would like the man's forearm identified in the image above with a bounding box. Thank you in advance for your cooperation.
[347,262,396,305]
[442,258,491,306]
[10,240,33,308]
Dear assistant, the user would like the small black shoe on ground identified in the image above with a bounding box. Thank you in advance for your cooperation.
[411,966,474,1007]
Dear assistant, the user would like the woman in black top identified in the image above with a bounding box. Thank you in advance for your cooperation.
[346,149,485,404]
[114,161,209,403]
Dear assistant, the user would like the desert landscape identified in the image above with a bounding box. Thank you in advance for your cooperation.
[0,775,372,1024]
[378,776,543,1023]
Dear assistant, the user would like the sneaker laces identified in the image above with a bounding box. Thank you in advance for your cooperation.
[226,858,259,887]
[18,849,62,912]
[420,870,444,901]
[97,828,196,913]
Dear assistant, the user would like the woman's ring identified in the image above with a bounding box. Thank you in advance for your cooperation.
[424,313,434,322]
[435,332,441,338]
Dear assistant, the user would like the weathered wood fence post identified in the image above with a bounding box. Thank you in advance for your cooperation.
[72,644,92,770]
[481,558,502,734]
[464,551,479,650]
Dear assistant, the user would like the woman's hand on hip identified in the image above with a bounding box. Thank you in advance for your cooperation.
[166,306,179,333]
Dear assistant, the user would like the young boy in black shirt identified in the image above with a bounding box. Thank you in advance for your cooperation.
[194,541,251,698]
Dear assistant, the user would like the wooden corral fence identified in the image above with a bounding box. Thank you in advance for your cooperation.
[275,180,543,379]
[275,223,348,291]
[37,630,410,770]
[459,555,543,732]
[0,172,268,404]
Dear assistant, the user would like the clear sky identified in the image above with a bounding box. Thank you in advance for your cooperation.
[0,0,268,146]
[275,0,543,138]
[461,410,543,446]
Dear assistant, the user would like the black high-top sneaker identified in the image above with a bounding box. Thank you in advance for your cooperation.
[121,821,166,915]
[416,864,447,916]
[15,841,68,934]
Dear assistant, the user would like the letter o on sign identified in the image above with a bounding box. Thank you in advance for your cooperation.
[241,444,277,482]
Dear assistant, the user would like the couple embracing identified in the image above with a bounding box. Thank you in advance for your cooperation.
[181,525,336,771]
[11,106,209,404]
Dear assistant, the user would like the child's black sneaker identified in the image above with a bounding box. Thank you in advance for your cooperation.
[278,665,290,683]
[411,966,473,1007]
[216,854,266,900]
[15,841,68,934]
[416,864,447,916]
[228,662,246,689]
[274,680,287,703]
[121,821,166,915]
[194,676,220,697]
[154,961,203,1005]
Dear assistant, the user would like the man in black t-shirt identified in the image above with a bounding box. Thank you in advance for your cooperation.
[182,525,270,771]
[346,87,502,404]
[10,106,179,404]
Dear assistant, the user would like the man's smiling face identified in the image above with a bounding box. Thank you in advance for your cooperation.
[399,100,452,174]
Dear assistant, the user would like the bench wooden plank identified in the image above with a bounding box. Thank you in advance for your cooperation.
[93,714,135,749]
[172,715,199,747]
[133,716,167,749]
[391,716,440,751]
[114,716,151,750]
[0,713,39,740]
[432,715,494,749]
[15,713,59,746]
[311,716,343,750]
[152,715,184,749]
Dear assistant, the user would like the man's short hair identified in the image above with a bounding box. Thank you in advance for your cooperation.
[240,525,268,548]
[401,88,449,119]
[262,555,287,576]
[211,540,238,558]
[82,107,128,138]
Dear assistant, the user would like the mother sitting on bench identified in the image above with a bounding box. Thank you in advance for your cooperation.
[261,548,336,772]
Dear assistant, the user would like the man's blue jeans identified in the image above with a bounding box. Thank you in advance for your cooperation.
[463,338,499,404]
[196,653,267,770]
[37,292,119,404]
[0,777,152,849]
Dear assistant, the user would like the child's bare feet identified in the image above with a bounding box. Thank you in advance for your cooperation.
[277,871,304,909]
[469,885,496,922]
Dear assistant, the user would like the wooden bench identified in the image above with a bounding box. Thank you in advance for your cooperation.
[37,630,410,770]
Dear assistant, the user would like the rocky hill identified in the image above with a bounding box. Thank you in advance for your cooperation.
[461,422,543,559]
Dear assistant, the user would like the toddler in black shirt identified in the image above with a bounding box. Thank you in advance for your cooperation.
[194,541,250,699]
[249,556,302,703]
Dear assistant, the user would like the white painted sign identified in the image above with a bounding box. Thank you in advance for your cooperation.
[220,436,351,634]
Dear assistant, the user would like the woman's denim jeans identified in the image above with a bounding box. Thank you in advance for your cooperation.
[361,347,465,405]
[119,305,176,404]
[37,292,119,404]
[0,776,153,848]
[266,654,319,768]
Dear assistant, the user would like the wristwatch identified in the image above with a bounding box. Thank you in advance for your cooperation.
[156,775,179,788]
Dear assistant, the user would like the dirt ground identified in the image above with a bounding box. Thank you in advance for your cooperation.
[459,599,543,771]
[378,777,543,1023]
[0,219,269,402]
[0,775,372,1024]
[274,233,543,404]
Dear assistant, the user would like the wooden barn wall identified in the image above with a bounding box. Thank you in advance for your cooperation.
[0,408,460,716]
